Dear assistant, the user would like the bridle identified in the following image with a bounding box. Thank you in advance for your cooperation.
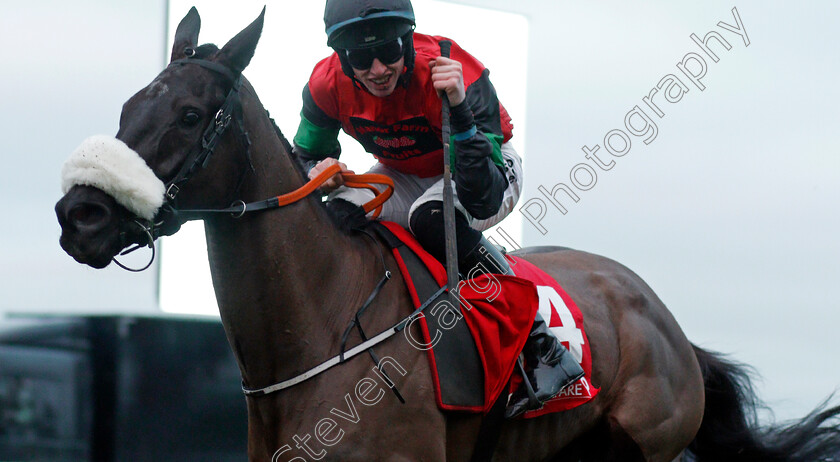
[114,52,393,271]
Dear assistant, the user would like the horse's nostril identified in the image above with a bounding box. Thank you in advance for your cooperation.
[68,202,111,229]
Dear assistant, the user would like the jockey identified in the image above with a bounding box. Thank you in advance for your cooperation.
[293,0,584,418]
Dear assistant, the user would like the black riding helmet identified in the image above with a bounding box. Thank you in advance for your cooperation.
[324,0,417,87]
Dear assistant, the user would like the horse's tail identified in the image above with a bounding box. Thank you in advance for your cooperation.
[686,344,840,462]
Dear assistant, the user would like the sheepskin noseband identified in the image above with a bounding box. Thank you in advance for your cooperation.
[61,135,165,221]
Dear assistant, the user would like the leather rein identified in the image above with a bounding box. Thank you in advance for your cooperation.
[170,163,393,220]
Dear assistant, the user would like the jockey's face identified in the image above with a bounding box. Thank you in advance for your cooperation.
[352,56,405,97]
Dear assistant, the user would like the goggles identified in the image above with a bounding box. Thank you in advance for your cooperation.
[345,37,404,70]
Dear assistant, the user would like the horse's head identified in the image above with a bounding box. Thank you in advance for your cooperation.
[56,7,264,268]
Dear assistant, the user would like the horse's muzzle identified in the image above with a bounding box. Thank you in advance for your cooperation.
[56,185,134,268]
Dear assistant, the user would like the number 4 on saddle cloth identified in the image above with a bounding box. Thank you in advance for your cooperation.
[373,222,599,417]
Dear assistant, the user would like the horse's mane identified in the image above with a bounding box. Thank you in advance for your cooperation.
[194,42,353,233]
[188,43,306,182]
[265,112,357,233]
[267,115,354,233]
[264,111,303,180]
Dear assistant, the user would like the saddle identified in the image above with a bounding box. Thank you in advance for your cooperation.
[372,222,599,416]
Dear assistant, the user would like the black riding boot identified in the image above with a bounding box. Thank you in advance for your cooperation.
[504,311,585,418]
[461,238,586,418]
[457,235,510,280]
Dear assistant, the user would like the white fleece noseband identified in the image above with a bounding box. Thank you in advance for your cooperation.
[61,135,166,220]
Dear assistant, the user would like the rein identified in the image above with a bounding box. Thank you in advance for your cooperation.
[116,164,394,270]
[172,164,394,220]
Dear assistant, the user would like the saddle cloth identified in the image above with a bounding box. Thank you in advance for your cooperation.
[375,222,598,416]
[505,256,600,418]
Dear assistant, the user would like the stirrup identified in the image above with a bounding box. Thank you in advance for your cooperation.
[513,354,540,409]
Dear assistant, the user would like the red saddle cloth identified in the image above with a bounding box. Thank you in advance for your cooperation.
[380,222,598,416]
[506,256,600,418]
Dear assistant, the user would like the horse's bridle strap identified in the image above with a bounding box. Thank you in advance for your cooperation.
[166,77,243,200]
[170,57,238,83]
[174,164,395,219]
[163,57,245,203]
[241,285,447,397]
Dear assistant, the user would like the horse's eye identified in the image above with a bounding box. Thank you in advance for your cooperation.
[181,111,201,126]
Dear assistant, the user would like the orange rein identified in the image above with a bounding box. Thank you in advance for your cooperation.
[274,164,394,218]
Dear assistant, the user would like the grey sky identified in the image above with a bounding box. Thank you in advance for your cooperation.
[509,0,840,423]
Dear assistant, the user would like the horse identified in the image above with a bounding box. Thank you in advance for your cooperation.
[55,8,840,462]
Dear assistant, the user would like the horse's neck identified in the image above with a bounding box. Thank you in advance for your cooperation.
[201,106,378,388]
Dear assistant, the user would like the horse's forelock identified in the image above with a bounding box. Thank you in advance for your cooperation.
[184,43,219,59]
[194,43,220,59]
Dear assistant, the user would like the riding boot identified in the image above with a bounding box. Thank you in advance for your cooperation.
[504,312,585,418]
[457,235,511,279]
[410,201,483,267]
[460,238,586,419]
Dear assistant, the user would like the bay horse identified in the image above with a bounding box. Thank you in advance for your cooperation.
[55,8,840,462]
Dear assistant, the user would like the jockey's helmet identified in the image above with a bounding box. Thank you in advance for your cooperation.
[324,0,417,85]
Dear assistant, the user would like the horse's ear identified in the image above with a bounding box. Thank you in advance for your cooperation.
[170,7,201,63]
[216,7,265,76]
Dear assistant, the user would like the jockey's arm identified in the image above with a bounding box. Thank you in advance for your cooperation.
[432,56,509,221]
[450,101,508,220]
[293,84,350,193]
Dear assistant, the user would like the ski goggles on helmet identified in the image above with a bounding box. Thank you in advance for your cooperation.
[345,37,404,70]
